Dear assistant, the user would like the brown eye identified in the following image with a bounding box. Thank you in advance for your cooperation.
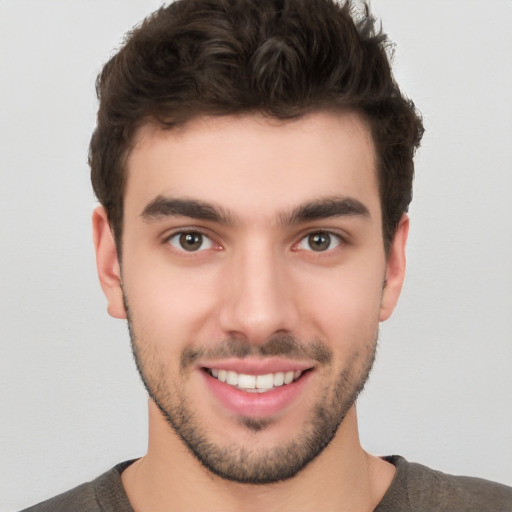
[180,232,202,251]
[168,231,214,252]
[298,231,342,252]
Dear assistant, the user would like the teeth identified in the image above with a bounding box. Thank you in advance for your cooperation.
[256,373,273,389]
[283,371,294,385]
[238,374,256,389]
[273,372,284,386]
[226,371,238,385]
[209,368,303,392]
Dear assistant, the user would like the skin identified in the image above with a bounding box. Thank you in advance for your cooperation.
[93,111,408,511]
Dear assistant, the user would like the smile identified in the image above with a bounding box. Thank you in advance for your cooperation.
[206,368,303,393]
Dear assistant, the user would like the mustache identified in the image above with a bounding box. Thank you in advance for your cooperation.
[180,334,332,370]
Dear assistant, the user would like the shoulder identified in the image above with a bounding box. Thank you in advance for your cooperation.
[19,481,98,512]
[379,455,512,512]
[19,461,135,512]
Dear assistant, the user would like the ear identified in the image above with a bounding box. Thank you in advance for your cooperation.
[380,214,409,322]
[92,206,126,319]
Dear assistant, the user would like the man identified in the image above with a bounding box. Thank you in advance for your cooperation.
[19,0,512,510]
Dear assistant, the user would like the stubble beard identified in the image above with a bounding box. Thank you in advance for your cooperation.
[125,301,377,485]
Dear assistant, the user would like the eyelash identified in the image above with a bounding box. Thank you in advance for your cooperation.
[295,231,344,253]
[164,229,346,254]
[166,230,217,253]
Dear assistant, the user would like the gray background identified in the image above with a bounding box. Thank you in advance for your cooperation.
[1,1,511,510]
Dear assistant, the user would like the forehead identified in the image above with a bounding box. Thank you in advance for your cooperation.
[124,111,379,223]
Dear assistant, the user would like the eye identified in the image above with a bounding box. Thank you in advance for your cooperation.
[167,231,214,252]
[297,231,342,252]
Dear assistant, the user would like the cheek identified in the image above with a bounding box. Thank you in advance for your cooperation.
[296,260,384,343]
[121,255,221,350]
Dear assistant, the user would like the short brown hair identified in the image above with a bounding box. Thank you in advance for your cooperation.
[89,0,424,253]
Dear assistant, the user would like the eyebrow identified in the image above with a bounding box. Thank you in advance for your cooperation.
[141,195,370,225]
[281,196,370,225]
[141,196,235,224]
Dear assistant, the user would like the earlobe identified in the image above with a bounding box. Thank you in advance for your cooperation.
[92,206,126,319]
[379,214,409,322]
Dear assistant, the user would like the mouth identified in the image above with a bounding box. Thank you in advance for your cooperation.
[205,368,305,393]
[199,359,315,418]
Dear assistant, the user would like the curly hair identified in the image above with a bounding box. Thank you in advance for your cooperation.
[89,0,424,253]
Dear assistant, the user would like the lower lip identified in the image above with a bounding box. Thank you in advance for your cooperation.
[201,370,312,418]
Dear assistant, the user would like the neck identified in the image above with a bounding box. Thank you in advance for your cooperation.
[121,401,395,512]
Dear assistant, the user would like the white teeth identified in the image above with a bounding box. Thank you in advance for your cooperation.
[283,371,294,385]
[273,372,285,386]
[209,368,303,391]
[256,373,274,389]
[238,374,256,389]
[226,371,238,385]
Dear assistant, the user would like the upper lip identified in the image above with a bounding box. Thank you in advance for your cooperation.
[197,357,315,375]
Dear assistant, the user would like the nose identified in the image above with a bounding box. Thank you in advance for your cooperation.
[218,239,299,344]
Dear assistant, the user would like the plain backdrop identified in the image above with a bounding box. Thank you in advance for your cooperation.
[1,1,511,510]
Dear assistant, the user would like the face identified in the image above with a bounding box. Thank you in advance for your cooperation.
[94,112,407,484]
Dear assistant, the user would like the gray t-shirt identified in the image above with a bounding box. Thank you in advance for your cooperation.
[20,456,512,511]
